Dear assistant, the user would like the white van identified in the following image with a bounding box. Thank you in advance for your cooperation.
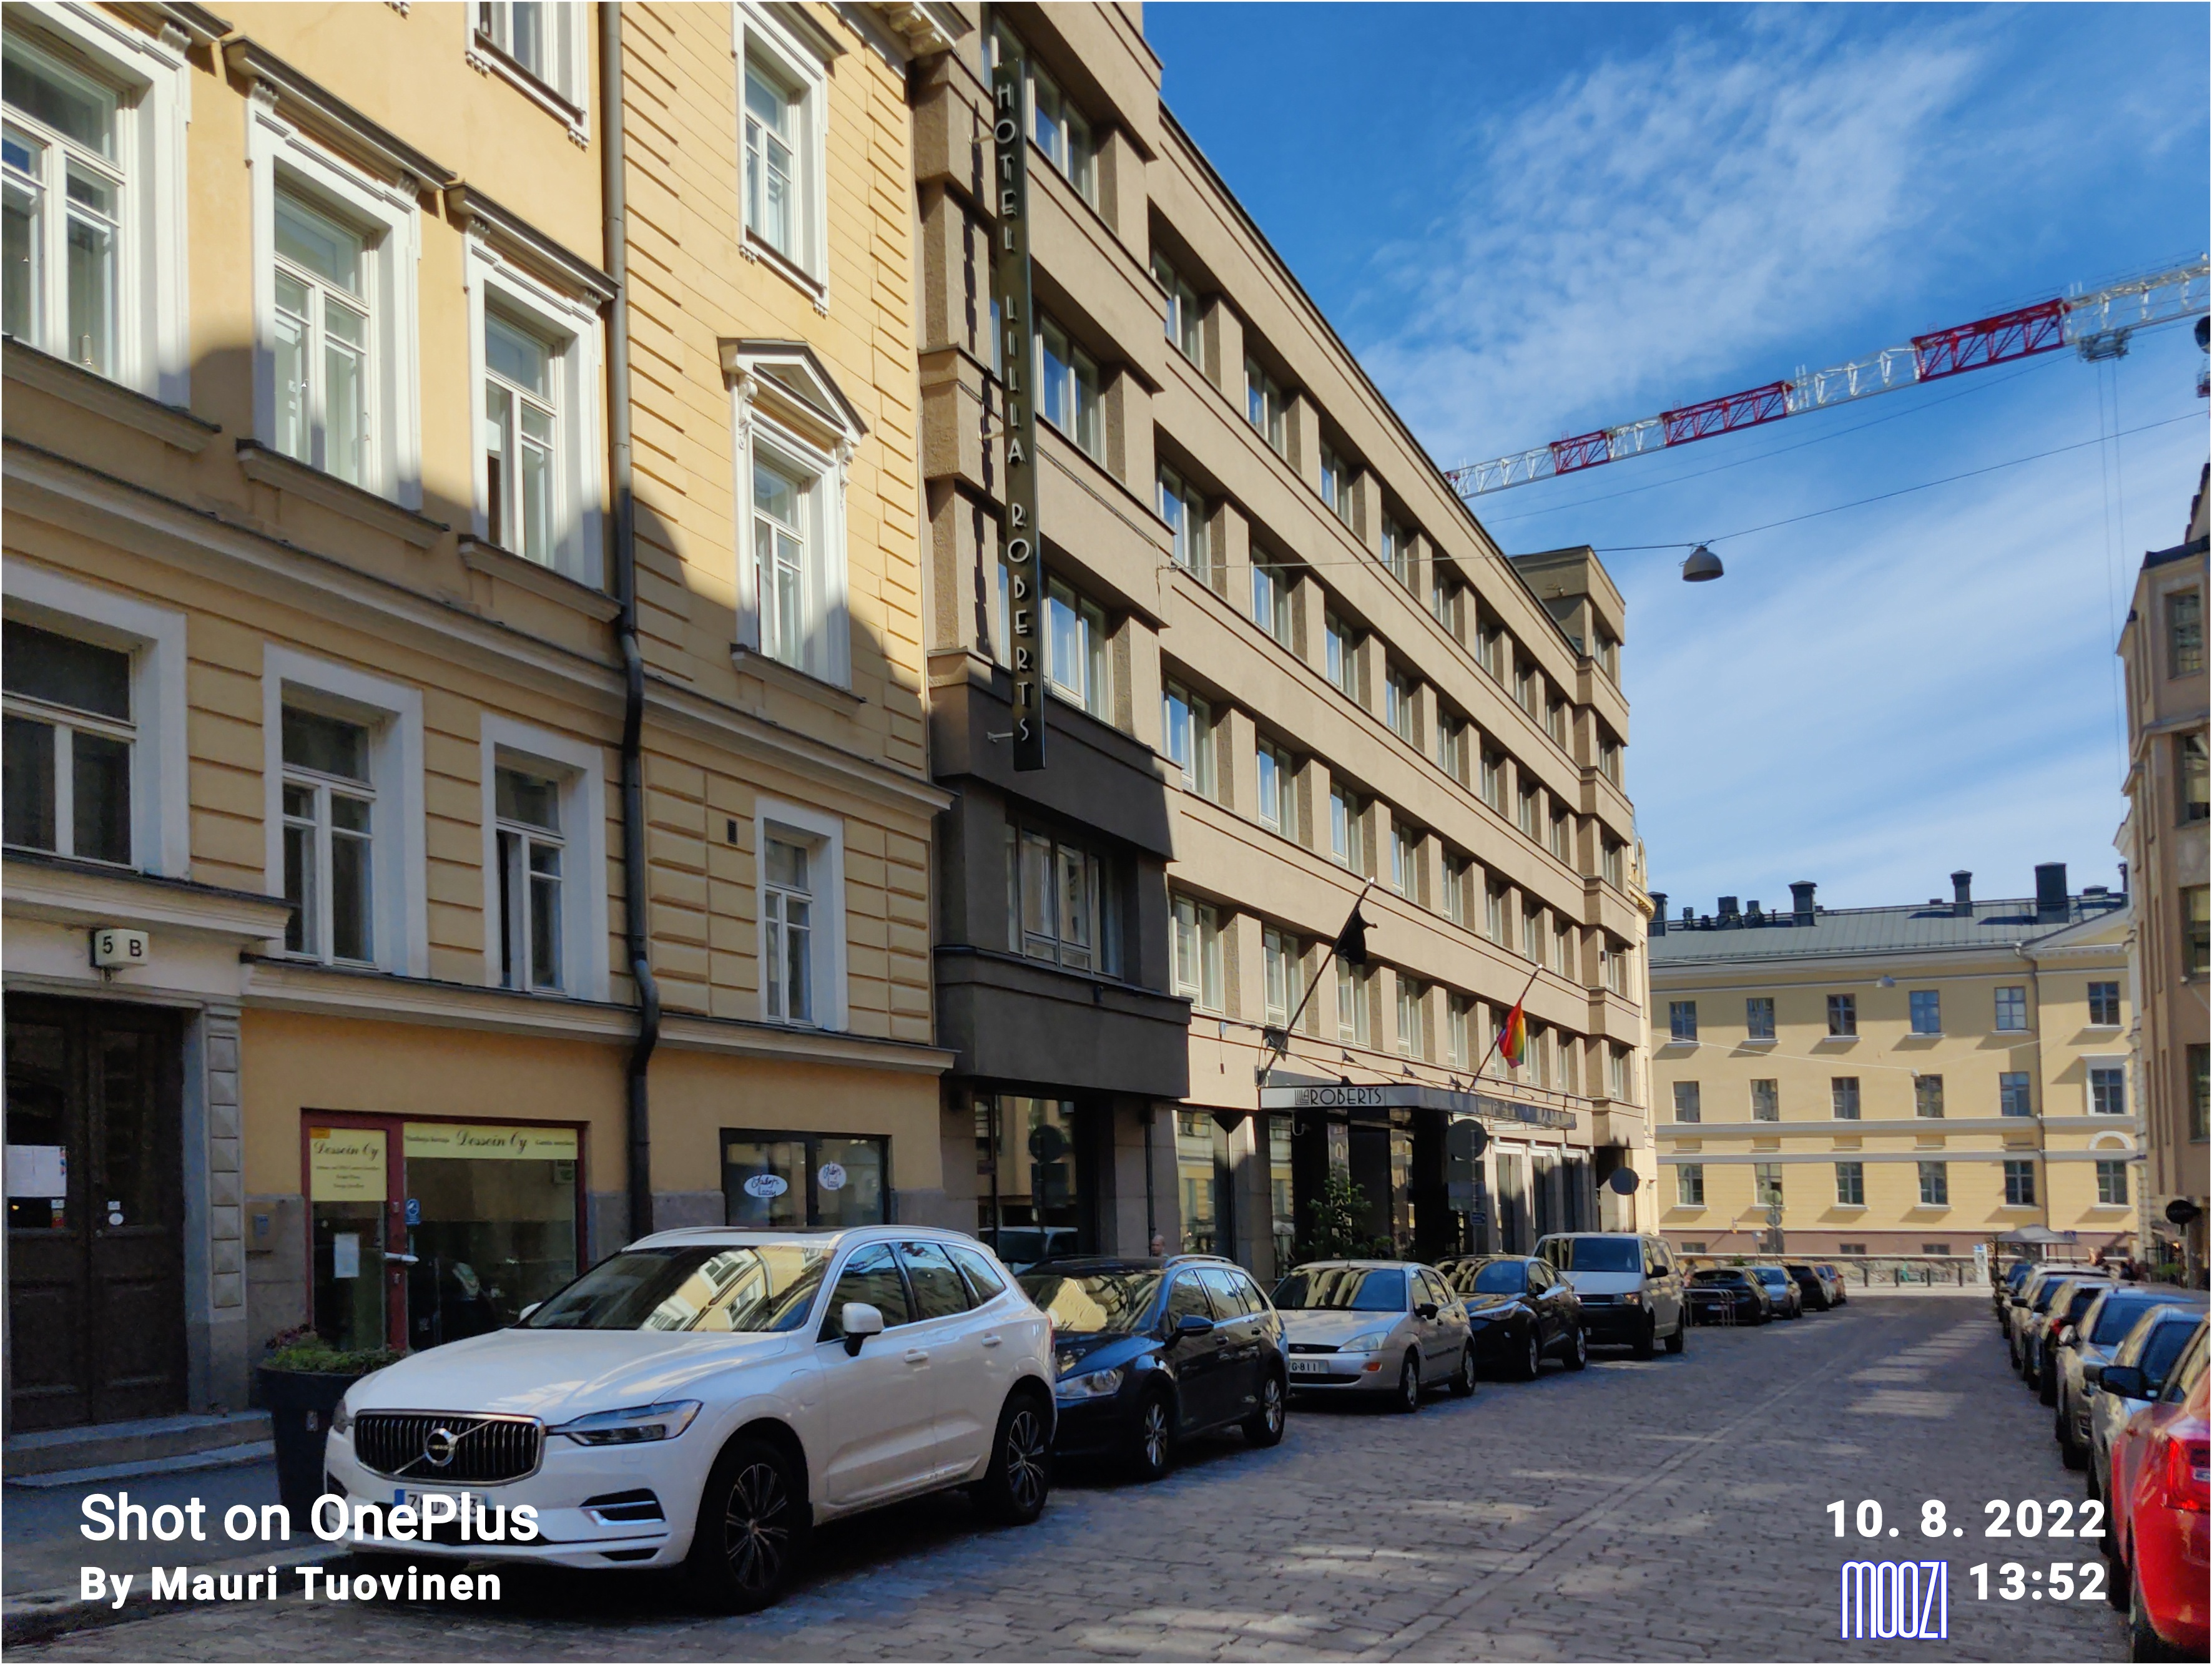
[1534,1232,1687,1357]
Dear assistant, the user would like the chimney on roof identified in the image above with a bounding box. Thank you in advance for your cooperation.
[1951,870,1972,918]
[1681,906,1693,925]
[1789,880,1817,926]
[2034,862,2069,924]
[1649,892,1667,935]
[1719,896,1741,926]
[2118,860,2129,895]
[1747,899,1764,925]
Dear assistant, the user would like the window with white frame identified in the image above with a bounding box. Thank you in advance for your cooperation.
[757,803,844,1026]
[1385,667,1415,744]
[2,32,122,376]
[481,308,558,562]
[1026,57,1094,203]
[1329,784,1359,869]
[1325,612,1355,696]
[1546,695,1567,748]
[1158,464,1207,574]
[1607,1044,1628,1100]
[1436,710,1467,782]
[1256,739,1289,835]
[1395,974,1425,1058]
[1038,313,1101,461]
[493,763,564,993]
[280,704,376,964]
[1442,852,1469,926]
[1161,679,1214,798]
[730,344,860,687]
[1676,1164,1704,1207]
[475,1,585,104]
[1152,252,1199,363]
[1548,806,1570,861]
[1483,880,1504,945]
[1480,748,1503,810]
[1336,958,1370,1048]
[1172,893,1223,1011]
[2,9,189,400]
[1046,576,1109,718]
[1447,993,1471,1068]
[272,186,374,486]
[1319,444,1352,527]
[2,619,132,865]
[1244,356,1285,453]
[762,831,814,1024]
[1994,985,2028,1032]
[1521,901,1542,963]
[2090,1064,2126,1116]
[1251,561,1290,646]
[2096,1159,2129,1206]
[1263,927,1305,1030]
[1389,819,1414,895]
[737,11,827,284]
[1430,568,1458,630]
[1008,823,1119,976]
[263,652,425,975]
[1516,781,1538,838]
[1381,517,1412,587]
[1602,837,1624,888]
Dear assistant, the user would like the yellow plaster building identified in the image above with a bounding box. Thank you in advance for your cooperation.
[2,0,955,1437]
[1648,869,2137,1261]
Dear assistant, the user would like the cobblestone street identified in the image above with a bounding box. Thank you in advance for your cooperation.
[24,1295,2124,1663]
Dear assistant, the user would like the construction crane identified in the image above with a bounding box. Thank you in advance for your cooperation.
[1446,255,2211,499]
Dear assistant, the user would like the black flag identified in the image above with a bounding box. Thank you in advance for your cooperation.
[1333,901,1369,966]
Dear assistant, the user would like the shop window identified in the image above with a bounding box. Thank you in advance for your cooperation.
[2,619,132,865]
[723,1128,887,1230]
[975,1096,1087,1267]
[403,1120,579,1349]
[1006,822,1121,977]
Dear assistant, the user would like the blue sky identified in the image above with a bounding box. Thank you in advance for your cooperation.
[1144,2,2211,913]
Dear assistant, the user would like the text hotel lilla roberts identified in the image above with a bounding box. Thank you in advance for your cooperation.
[991,56,1044,772]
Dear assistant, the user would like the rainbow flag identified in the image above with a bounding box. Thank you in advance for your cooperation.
[1500,1000,1527,1068]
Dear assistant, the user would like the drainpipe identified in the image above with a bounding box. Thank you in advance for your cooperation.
[601,1,657,1244]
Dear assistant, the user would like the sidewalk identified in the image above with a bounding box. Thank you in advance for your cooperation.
[1,1456,339,1646]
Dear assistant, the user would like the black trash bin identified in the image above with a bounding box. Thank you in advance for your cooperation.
[257,1365,360,1527]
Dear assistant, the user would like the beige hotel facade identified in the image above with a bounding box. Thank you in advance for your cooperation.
[913,2,1654,1279]
[1649,870,2136,1260]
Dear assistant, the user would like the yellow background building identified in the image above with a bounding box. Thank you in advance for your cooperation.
[1649,870,2135,1262]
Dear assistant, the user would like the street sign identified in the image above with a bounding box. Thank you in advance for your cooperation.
[1608,1168,1640,1195]
[1765,1206,1783,1228]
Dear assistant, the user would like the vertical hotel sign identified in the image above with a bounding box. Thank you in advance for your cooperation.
[991,59,1045,770]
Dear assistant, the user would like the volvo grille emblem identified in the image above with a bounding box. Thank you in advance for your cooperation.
[423,1427,458,1468]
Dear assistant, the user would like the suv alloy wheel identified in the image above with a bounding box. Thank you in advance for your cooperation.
[686,1436,809,1613]
[971,1391,1053,1524]
[1132,1388,1174,1479]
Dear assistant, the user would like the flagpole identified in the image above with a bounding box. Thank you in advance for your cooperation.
[1469,963,1542,1084]
[1255,879,1374,1084]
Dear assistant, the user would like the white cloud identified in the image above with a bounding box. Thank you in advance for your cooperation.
[1358,12,1991,466]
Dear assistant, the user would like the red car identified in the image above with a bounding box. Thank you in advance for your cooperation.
[2103,1319,2208,1661]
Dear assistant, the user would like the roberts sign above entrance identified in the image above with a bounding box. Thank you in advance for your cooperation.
[1257,1076,1578,1132]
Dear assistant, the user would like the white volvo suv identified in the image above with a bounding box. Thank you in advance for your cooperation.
[322,1225,1055,1611]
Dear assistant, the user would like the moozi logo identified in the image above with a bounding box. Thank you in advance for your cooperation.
[1840,1561,1948,1640]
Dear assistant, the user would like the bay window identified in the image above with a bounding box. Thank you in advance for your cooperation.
[1007,824,1120,977]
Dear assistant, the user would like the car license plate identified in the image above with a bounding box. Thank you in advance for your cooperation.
[1288,1358,1330,1375]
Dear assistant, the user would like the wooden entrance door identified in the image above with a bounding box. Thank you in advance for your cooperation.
[6,996,187,1431]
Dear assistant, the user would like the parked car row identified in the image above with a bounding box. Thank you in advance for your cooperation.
[313,1227,1705,1618]
[1683,1260,1849,1325]
[1992,1259,2208,1661]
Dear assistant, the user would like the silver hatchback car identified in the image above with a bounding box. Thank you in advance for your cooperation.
[1269,1260,1477,1412]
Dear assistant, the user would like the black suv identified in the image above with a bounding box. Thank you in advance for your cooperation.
[1018,1255,1287,1480]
